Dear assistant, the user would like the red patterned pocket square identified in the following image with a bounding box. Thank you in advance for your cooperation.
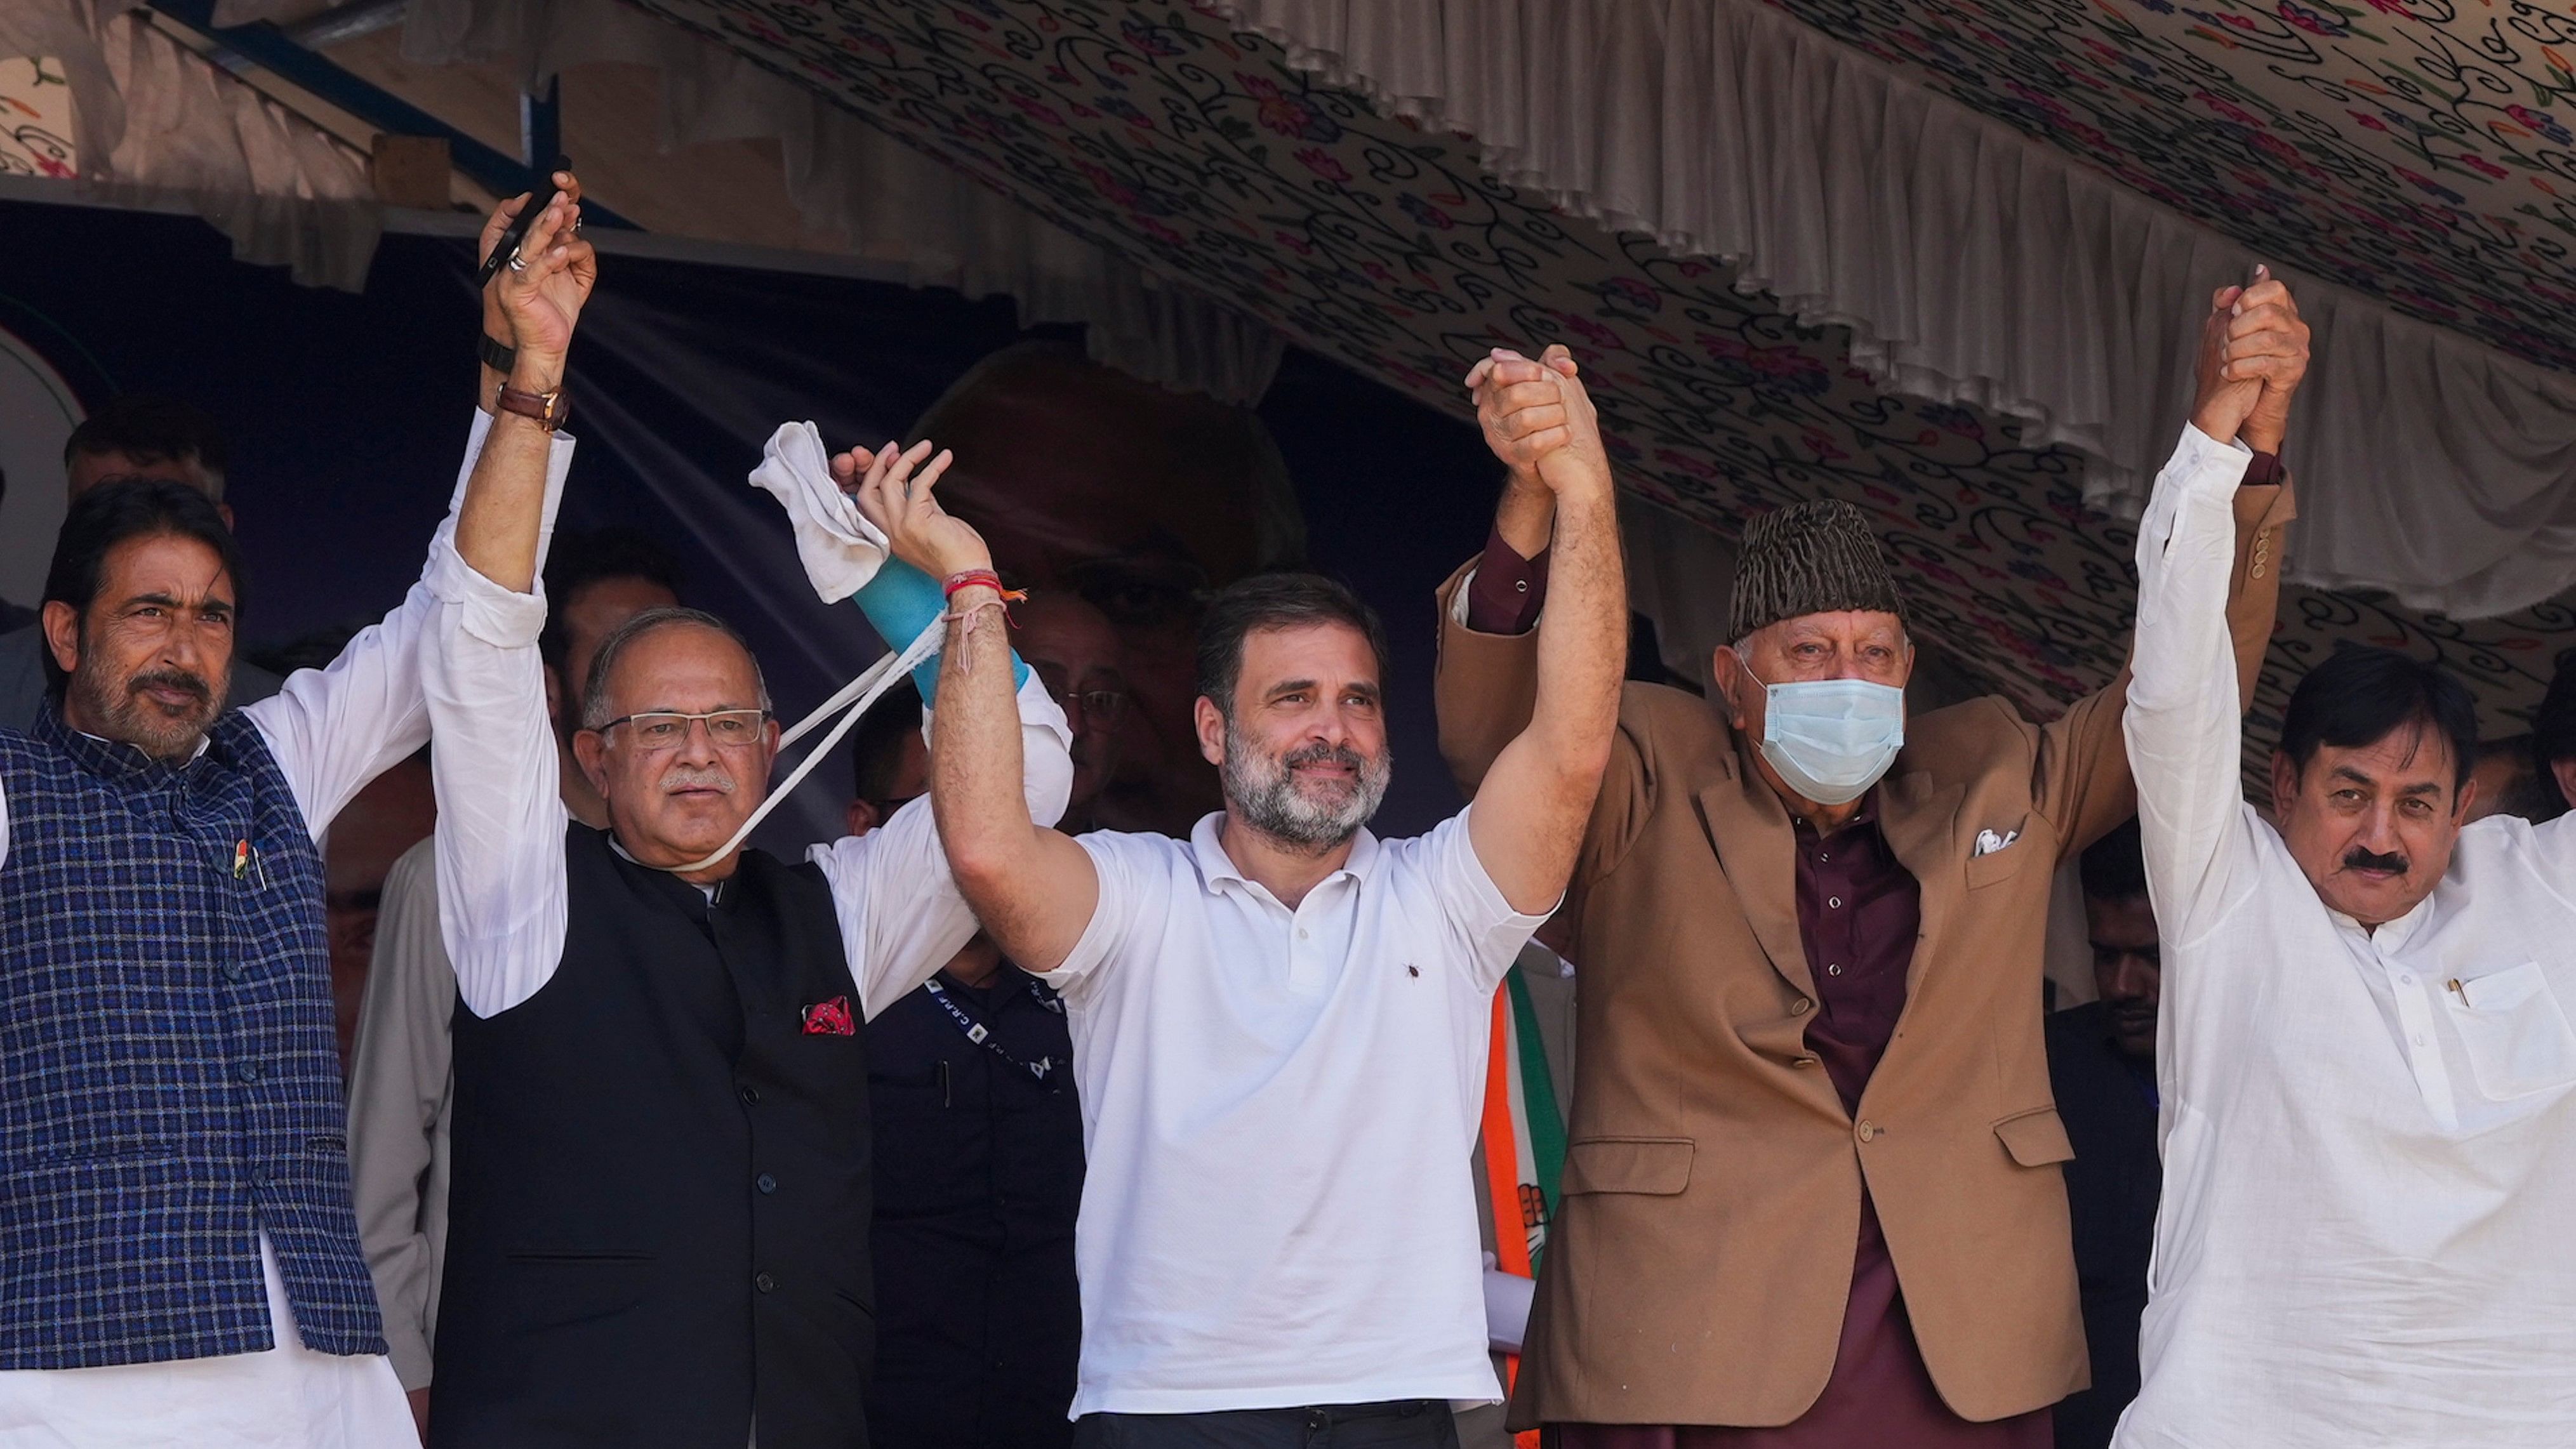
[802,995,855,1036]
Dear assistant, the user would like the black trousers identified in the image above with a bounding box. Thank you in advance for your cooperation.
[1073,1400,1461,1448]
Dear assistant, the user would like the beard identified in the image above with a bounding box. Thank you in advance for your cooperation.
[1221,720,1391,852]
[72,658,224,760]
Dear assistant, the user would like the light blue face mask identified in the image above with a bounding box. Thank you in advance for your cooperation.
[1746,668,1906,806]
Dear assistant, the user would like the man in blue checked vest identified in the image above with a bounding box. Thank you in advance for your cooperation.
[0,178,590,1446]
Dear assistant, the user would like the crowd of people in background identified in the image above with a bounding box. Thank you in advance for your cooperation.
[1,178,2572,1449]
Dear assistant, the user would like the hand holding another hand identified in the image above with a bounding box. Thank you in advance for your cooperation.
[2189,265,2308,454]
[2228,270,2308,455]
[835,439,993,582]
[1466,344,1609,501]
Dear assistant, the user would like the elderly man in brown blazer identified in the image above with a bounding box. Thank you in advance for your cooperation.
[1436,286,2309,1446]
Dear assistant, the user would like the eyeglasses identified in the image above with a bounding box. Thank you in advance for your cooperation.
[589,708,773,749]
[1056,688,1127,723]
[1032,661,1128,724]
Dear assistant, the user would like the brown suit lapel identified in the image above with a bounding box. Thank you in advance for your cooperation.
[1699,743,1815,999]
[1876,767,1965,993]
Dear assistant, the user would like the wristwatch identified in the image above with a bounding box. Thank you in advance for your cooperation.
[495,382,570,432]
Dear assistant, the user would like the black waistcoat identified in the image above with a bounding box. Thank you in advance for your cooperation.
[432,824,875,1449]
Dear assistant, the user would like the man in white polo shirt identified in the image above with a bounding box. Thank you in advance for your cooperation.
[854,344,1626,1446]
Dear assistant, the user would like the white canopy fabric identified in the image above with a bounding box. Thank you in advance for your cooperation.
[0,0,380,287]
[192,0,1284,403]
[23,0,2576,748]
[2,0,1280,400]
[1217,0,2576,619]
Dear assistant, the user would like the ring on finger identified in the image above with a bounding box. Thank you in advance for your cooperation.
[507,251,529,273]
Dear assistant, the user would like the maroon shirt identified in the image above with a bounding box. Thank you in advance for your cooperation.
[1469,526,1551,635]
[1466,543,2052,1447]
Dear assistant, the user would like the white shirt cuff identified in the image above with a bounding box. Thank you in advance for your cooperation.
[447,409,578,524]
[1012,668,1075,758]
[425,533,549,649]
[2172,422,2256,501]
[422,409,578,649]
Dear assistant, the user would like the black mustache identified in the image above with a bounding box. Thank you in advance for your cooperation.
[129,668,210,703]
[2342,847,2408,875]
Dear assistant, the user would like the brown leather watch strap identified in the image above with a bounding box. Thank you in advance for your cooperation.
[494,383,570,432]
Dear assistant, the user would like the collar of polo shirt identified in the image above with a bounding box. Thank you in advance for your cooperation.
[1185,811,1384,897]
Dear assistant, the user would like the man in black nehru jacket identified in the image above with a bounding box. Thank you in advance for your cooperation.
[413,191,1073,1446]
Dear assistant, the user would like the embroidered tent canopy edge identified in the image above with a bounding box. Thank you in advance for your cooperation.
[11,0,2576,770]
[575,0,2576,748]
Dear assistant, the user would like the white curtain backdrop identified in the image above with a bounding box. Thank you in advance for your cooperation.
[0,0,381,289]
[1218,0,2576,619]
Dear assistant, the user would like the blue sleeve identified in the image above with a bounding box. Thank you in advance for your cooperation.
[847,557,1028,703]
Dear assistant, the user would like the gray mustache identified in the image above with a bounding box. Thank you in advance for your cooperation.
[1283,741,1365,773]
[129,668,210,705]
[658,767,736,794]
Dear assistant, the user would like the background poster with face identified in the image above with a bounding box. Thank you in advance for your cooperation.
[913,342,1305,837]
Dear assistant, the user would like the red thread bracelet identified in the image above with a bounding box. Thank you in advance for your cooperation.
[941,571,1028,644]
[941,569,1022,602]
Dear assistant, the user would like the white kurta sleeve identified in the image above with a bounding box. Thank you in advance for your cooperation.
[245,409,574,843]
[2123,423,2261,949]
[807,672,1072,1019]
[420,515,571,1021]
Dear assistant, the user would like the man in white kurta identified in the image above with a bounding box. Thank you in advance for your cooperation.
[2121,420,2576,1439]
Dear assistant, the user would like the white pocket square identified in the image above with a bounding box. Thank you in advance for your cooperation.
[1973,828,2020,857]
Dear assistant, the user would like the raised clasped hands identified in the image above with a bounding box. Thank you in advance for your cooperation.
[1466,343,1610,501]
[481,171,597,388]
[2189,265,2310,455]
[835,438,992,583]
